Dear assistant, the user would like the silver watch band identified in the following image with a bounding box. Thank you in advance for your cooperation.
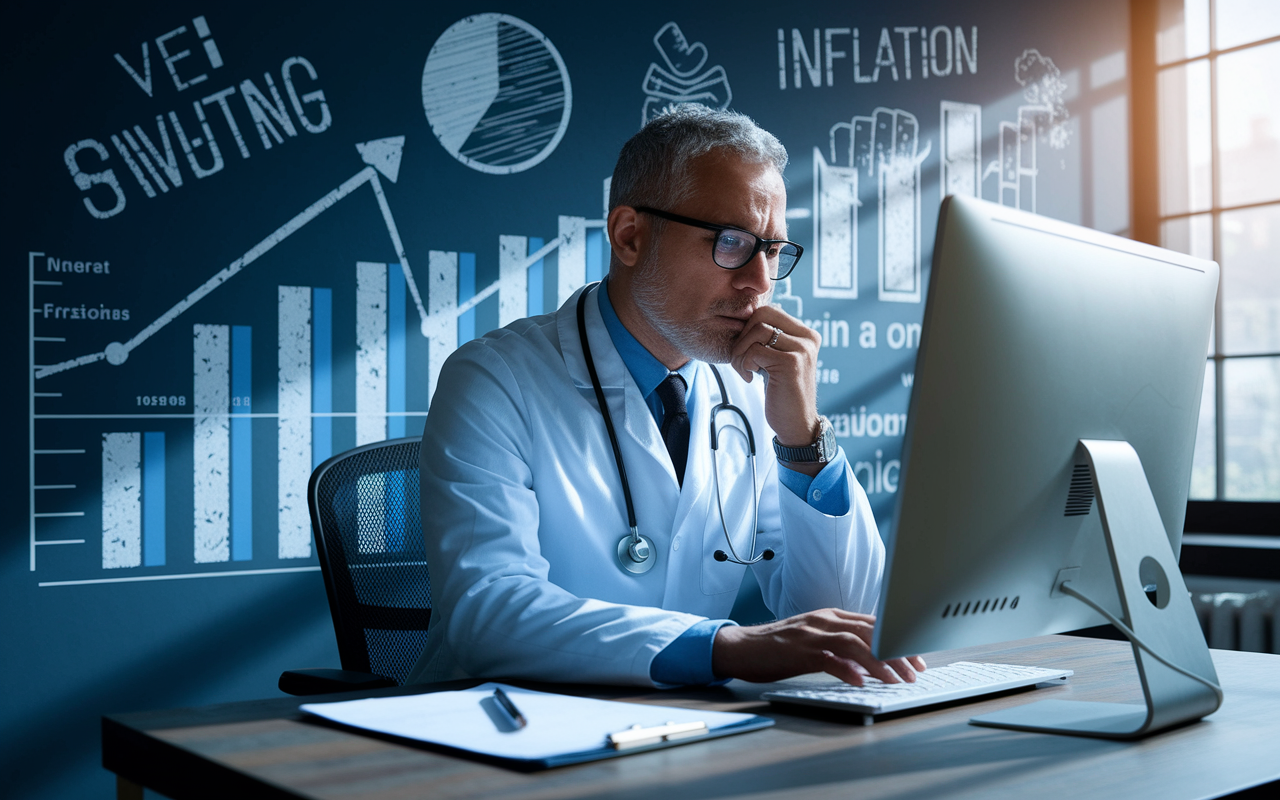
[772,417,835,463]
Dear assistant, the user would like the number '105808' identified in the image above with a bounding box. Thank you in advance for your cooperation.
[136,395,186,407]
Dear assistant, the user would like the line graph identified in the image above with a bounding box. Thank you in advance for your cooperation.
[28,135,609,583]
[36,137,425,380]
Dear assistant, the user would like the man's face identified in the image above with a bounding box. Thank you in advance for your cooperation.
[631,151,787,364]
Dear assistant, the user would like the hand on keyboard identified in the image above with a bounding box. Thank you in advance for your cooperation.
[711,608,928,686]
[762,662,1074,716]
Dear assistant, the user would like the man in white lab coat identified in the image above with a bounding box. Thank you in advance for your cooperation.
[407,105,925,688]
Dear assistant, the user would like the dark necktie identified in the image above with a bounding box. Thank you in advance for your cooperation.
[655,373,690,487]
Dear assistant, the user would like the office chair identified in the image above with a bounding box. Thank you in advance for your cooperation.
[279,437,433,696]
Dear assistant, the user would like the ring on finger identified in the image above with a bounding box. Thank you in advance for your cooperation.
[766,326,782,348]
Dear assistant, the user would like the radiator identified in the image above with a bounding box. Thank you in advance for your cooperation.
[1192,592,1279,655]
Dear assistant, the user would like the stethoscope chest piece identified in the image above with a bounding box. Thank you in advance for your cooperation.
[617,531,657,574]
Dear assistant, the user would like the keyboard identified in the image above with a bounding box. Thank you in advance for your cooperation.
[761,661,1073,723]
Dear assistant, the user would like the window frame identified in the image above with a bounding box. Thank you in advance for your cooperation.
[1133,0,1280,524]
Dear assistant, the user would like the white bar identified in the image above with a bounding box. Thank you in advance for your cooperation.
[557,216,586,306]
[102,432,142,569]
[498,235,528,328]
[426,250,458,406]
[941,101,982,199]
[813,147,859,299]
[1018,106,1048,214]
[999,122,1019,207]
[278,286,312,559]
[878,109,922,303]
[1091,96,1130,234]
[880,159,919,295]
[193,324,231,563]
[357,473,387,553]
[356,262,388,445]
[852,117,874,174]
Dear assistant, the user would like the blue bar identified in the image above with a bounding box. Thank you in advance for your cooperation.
[143,431,166,567]
[312,288,333,469]
[527,237,544,316]
[458,252,476,344]
[385,471,406,552]
[388,264,407,439]
[231,325,252,562]
[586,229,604,283]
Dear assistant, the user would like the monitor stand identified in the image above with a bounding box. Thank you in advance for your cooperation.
[970,439,1222,740]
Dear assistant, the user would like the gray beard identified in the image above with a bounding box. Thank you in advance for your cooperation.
[630,252,771,364]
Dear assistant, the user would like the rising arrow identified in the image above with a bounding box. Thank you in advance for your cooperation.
[36,138,426,380]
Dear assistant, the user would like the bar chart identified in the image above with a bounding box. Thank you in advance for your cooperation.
[27,139,610,587]
[813,107,932,304]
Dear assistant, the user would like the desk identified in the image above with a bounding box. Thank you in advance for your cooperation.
[103,636,1280,799]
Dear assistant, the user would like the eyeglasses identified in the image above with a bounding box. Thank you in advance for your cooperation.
[634,206,804,280]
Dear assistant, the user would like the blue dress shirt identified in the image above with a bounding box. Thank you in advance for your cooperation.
[595,282,851,685]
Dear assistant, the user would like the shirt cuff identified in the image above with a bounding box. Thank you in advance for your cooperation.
[650,619,736,686]
[777,447,852,516]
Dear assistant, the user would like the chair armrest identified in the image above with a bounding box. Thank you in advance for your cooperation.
[278,668,397,696]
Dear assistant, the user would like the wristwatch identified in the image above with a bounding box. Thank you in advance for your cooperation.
[773,416,836,463]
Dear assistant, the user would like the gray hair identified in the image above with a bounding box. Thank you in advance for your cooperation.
[608,104,788,214]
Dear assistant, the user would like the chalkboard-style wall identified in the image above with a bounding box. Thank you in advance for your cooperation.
[1,1,1127,796]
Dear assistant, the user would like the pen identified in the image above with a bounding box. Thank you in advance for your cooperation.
[493,686,528,728]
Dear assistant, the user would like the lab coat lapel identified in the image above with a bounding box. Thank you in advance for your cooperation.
[559,284,620,391]
[661,363,720,609]
[556,284,676,489]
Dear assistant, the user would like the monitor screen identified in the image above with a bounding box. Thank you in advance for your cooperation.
[873,195,1218,661]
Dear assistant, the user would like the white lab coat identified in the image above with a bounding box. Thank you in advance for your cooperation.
[406,284,883,686]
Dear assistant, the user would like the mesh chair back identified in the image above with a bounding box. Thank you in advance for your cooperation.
[309,437,431,685]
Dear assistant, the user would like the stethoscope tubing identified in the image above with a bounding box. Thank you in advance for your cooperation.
[576,286,641,540]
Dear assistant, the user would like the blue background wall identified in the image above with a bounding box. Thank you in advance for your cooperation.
[1,1,1127,796]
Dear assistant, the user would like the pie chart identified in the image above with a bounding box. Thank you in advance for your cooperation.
[422,14,573,175]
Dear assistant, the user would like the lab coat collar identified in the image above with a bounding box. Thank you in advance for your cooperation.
[559,283,623,391]
[595,279,698,410]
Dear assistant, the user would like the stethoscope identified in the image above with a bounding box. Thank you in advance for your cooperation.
[576,285,774,575]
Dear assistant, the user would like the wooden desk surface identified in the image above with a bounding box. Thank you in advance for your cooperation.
[103,636,1280,800]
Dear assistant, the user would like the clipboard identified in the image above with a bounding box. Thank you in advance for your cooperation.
[301,682,773,769]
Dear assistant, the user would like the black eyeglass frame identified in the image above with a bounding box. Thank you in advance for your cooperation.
[633,206,804,280]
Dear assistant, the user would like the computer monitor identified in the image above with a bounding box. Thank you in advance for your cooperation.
[872,195,1222,739]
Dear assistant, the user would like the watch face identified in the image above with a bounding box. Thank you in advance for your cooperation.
[818,417,836,461]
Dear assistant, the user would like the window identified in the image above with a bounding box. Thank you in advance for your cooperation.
[1146,0,1280,500]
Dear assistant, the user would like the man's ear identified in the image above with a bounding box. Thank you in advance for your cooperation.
[607,205,644,268]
